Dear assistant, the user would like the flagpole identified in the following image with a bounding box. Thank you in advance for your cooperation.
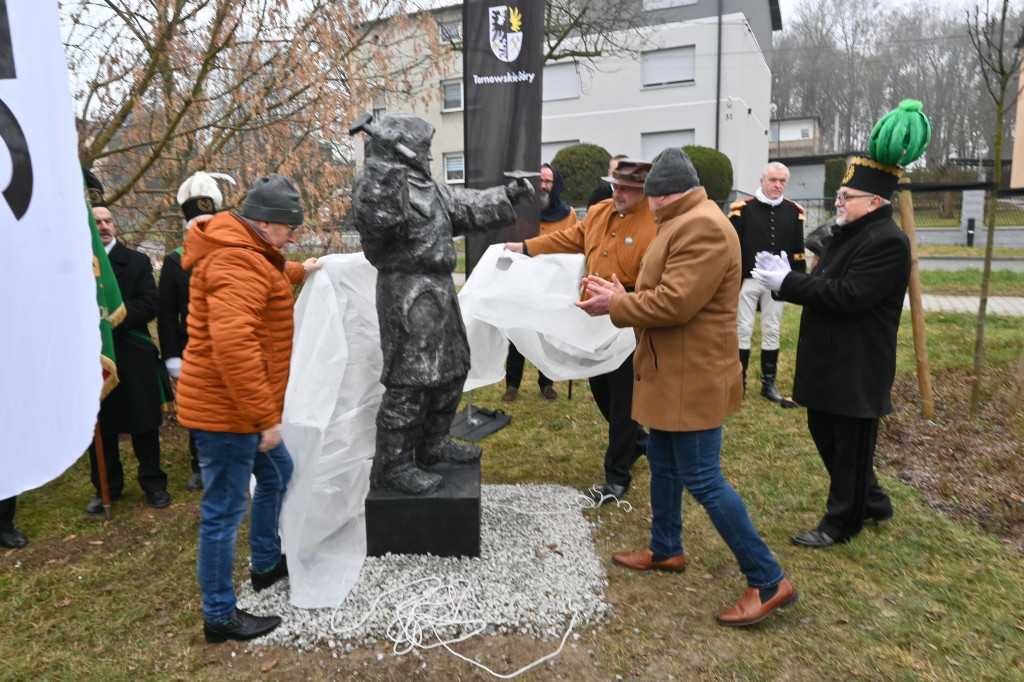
[93,423,113,521]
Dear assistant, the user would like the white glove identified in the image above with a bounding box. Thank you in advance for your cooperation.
[751,251,791,292]
[754,250,790,273]
[165,357,182,378]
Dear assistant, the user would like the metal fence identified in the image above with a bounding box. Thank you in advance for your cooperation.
[789,184,1024,248]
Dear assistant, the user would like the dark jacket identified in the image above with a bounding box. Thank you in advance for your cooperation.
[352,158,516,387]
[778,205,910,419]
[157,249,189,360]
[100,241,164,434]
[729,196,807,277]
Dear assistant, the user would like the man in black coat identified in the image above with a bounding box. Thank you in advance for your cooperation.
[751,157,910,547]
[87,204,171,515]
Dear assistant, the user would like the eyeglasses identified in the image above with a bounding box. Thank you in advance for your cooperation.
[835,191,874,205]
[288,225,301,234]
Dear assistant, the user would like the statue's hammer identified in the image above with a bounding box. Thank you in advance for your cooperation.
[347,113,417,162]
[503,170,541,181]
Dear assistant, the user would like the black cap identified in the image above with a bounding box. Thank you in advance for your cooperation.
[644,148,700,197]
[240,173,304,225]
[841,157,902,200]
[84,169,106,208]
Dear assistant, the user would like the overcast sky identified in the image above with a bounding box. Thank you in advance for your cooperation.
[775,0,975,29]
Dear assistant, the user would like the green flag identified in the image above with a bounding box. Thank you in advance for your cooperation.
[88,201,125,400]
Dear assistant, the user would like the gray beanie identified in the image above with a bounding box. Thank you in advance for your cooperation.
[240,173,304,225]
[643,148,700,197]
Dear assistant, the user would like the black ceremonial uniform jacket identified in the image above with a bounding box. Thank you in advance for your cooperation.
[777,205,910,419]
[730,196,807,278]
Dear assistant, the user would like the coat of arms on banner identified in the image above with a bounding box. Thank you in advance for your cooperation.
[489,5,523,63]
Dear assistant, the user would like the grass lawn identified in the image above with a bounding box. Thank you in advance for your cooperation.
[2,293,1023,680]
[917,269,1024,296]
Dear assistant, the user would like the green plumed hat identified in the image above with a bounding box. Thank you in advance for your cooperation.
[843,99,931,199]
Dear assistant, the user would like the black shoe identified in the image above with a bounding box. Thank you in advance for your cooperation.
[592,483,628,505]
[85,494,119,516]
[186,472,204,492]
[147,490,172,509]
[0,530,28,549]
[204,607,282,644]
[252,555,289,592]
[790,529,836,548]
[868,508,894,522]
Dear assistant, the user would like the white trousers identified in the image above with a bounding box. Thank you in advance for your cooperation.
[737,277,784,351]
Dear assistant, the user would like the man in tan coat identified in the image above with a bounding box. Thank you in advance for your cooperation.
[504,159,656,502]
[577,147,797,627]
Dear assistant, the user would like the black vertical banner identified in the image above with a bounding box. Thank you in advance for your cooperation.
[462,0,544,275]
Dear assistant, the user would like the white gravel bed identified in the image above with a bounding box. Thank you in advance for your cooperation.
[239,483,612,653]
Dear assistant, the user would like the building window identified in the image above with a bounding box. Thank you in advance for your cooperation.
[542,140,579,164]
[641,129,695,162]
[641,46,696,88]
[444,153,465,184]
[372,93,387,121]
[542,62,580,101]
[442,79,463,112]
[800,128,811,139]
[439,19,462,46]
[642,0,696,9]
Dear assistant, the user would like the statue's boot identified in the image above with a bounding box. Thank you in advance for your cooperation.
[371,429,443,495]
[418,434,482,466]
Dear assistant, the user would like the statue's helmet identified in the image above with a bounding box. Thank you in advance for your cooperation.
[367,114,435,169]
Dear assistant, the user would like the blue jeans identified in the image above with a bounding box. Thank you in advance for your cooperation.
[647,427,784,589]
[192,430,293,623]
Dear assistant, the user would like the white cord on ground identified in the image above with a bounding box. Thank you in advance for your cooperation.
[484,487,632,515]
[439,610,578,679]
[583,484,633,512]
[330,574,579,679]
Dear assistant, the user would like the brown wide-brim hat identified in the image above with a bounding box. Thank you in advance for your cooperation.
[842,157,903,200]
[601,158,652,188]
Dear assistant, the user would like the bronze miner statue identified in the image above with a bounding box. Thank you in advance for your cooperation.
[350,113,534,495]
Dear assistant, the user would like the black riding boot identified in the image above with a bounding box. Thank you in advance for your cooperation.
[760,349,797,408]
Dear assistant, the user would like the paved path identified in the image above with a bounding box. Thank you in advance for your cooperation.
[453,269,1024,316]
[917,256,1024,272]
[909,294,1024,316]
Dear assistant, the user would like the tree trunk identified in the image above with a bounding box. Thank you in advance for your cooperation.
[1009,347,1024,413]
[969,102,1003,419]
[898,186,935,419]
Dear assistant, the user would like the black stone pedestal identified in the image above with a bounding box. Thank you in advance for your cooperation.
[365,463,481,557]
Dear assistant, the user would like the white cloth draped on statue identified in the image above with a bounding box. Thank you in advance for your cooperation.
[279,246,635,608]
[459,244,637,389]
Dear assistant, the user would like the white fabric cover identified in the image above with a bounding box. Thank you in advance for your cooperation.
[279,245,635,608]
[280,254,381,609]
[459,244,636,388]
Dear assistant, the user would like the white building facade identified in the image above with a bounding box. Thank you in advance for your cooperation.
[366,1,781,197]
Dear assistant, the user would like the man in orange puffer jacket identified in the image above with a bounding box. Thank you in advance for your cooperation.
[176,173,320,644]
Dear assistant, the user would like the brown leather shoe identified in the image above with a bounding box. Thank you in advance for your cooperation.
[540,385,558,401]
[501,387,518,403]
[612,548,686,572]
[716,577,798,627]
